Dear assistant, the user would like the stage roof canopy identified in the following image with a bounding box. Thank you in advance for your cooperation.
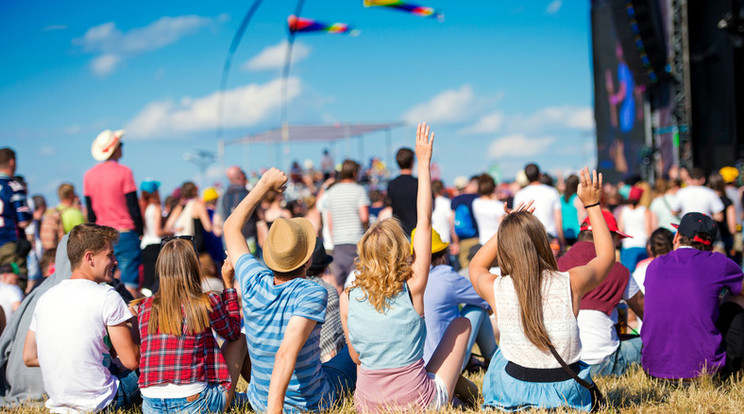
[225,122,403,146]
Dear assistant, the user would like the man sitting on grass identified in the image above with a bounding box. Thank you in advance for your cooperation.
[642,212,744,380]
[224,168,356,414]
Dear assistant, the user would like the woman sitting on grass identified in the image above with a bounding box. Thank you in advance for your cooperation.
[340,123,473,412]
[133,237,244,413]
[469,167,613,412]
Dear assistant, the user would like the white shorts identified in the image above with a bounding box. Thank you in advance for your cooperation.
[427,372,449,410]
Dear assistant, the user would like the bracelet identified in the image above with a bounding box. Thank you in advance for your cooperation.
[584,202,600,209]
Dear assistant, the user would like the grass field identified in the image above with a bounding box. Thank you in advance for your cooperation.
[5,366,744,413]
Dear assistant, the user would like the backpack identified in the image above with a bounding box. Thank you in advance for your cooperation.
[454,203,477,239]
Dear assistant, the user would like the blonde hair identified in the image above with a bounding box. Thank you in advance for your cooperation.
[149,239,212,335]
[497,212,558,352]
[352,218,412,313]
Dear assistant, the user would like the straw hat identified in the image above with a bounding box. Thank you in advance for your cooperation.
[263,218,317,273]
[91,129,124,161]
[410,227,450,255]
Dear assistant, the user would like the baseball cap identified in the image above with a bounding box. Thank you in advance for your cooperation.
[580,210,631,239]
[673,212,718,242]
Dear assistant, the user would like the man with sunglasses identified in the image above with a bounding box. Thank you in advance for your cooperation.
[84,130,143,299]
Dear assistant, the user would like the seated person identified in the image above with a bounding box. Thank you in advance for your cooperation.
[305,240,346,362]
[414,228,496,369]
[642,212,744,380]
[224,168,356,414]
[23,224,140,413]
[557,211,644,377]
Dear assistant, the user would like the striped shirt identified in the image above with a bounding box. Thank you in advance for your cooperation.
[236,254,331,413]
[324,182,370,245]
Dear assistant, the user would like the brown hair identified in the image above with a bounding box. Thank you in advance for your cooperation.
[340,159,359,180]
[0,148,15,169]
[353,218,412,313]
[181,181,198,199]
[497,212,558,351]
[648,228,674,257]
[150,238,213,335]
[395,147,414,169]
[67,223,119,270]
[478,173,496,196]
[678,233,714,252]
[432,180,445,197]
[58,183,75,202]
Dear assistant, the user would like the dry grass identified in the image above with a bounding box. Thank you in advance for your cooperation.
[5,366,744,413]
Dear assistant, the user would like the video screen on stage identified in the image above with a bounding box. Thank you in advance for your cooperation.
[591,0,648,183]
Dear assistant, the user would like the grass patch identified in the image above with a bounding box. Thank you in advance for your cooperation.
[5,366,744,413]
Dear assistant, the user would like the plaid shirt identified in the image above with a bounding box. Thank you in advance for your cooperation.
[137,288,241,389]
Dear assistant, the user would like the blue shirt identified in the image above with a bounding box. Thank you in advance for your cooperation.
[236,254,331,413]
[0,174,31,245]
[423,265,490,363]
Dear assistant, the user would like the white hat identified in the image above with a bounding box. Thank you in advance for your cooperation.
[91,129,125,161]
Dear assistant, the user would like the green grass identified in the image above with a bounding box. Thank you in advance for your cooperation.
[5,366,744,413]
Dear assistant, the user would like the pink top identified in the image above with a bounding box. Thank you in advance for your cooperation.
[83,160,137,230]
[354,359,436,412]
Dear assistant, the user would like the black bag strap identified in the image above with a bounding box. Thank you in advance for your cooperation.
[547,345,594,389]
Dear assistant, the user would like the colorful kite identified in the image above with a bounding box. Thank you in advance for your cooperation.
[363,0,444,22]
[288,15,358,35]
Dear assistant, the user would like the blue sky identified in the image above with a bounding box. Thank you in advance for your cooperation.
[1,0,596,203]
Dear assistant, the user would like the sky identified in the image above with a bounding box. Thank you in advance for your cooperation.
[1,0,596,204]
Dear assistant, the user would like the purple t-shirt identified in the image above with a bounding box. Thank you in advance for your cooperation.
[641,247,743,379]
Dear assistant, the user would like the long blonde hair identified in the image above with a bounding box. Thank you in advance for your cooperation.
[352,218,412,313]
[149,239,212,335]
[497,212,558,351]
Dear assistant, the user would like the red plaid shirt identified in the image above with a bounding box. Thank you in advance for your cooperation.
[136,288,241,389]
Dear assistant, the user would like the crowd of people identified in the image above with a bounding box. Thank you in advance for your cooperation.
[0,122,744,413]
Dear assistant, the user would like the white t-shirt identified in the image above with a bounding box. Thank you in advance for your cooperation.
[670,185,724,217]
[432,196,452,243]
[577,276,640,364]
[30,279,132,413]
[472,197,505,245]
[513,184,561,236]
[140,203,161,248]
[0,282,23,323]
[324,182,370,245]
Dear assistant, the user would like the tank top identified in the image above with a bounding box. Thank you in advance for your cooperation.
[175,199,195,237]
[140,204,161,248]
[347,283,425,370]
[620,205,648,249]
[494,270,581,368]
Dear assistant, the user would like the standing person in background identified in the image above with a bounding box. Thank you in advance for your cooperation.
[324,160,370,293]
[617,186,652,273]
[472,173,505,247]
[561,175,582,246]
[709,172,738,260]
[649,178,680,231]
[671,168,724,220]
[431,180,451,244]
[166,182,212,254]
[84,130,143,299]
[387,147,418,236]
[513,163,564,247]
[0,148,31,278]
[53,183,86,234]
[222,166,261,257]
[203,187,226,269]
[139,180,164,296]
[450,176,480,270]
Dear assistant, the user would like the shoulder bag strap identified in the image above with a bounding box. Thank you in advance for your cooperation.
[547,345,593,389]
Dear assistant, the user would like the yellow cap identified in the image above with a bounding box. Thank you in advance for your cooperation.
[410,227,449,255]
[202,187,219,202]
[720,166,738,183]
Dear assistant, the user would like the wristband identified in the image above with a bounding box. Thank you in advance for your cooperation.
[584,202,600,209]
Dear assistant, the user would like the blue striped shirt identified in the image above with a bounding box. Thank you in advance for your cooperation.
[236,254,331,413]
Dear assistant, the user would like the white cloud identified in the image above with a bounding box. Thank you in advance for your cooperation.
[43,25,67,32]
[488,134,556,158]
[73,15,216,77]
[126,77,301,138]
[460,111,505,135]
[519,106,594,132]
[546,0,562,14]
[403,85,480,125]
[243,40,311,71]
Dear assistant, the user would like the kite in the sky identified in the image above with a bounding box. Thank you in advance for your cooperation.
[288,15,358,35]
[363,0,444,22]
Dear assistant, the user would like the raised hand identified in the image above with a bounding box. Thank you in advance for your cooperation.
[259,167,288,193]
[577,167,602,207]
[221,253,235,289]
[504,199,536,215]
[415,122,434,166]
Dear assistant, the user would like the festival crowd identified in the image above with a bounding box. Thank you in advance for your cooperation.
[0,122,743,413]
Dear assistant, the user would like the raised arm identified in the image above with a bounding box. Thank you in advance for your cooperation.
[224,168,288,267]
[568,168,614,313]
[407,122,434,314]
